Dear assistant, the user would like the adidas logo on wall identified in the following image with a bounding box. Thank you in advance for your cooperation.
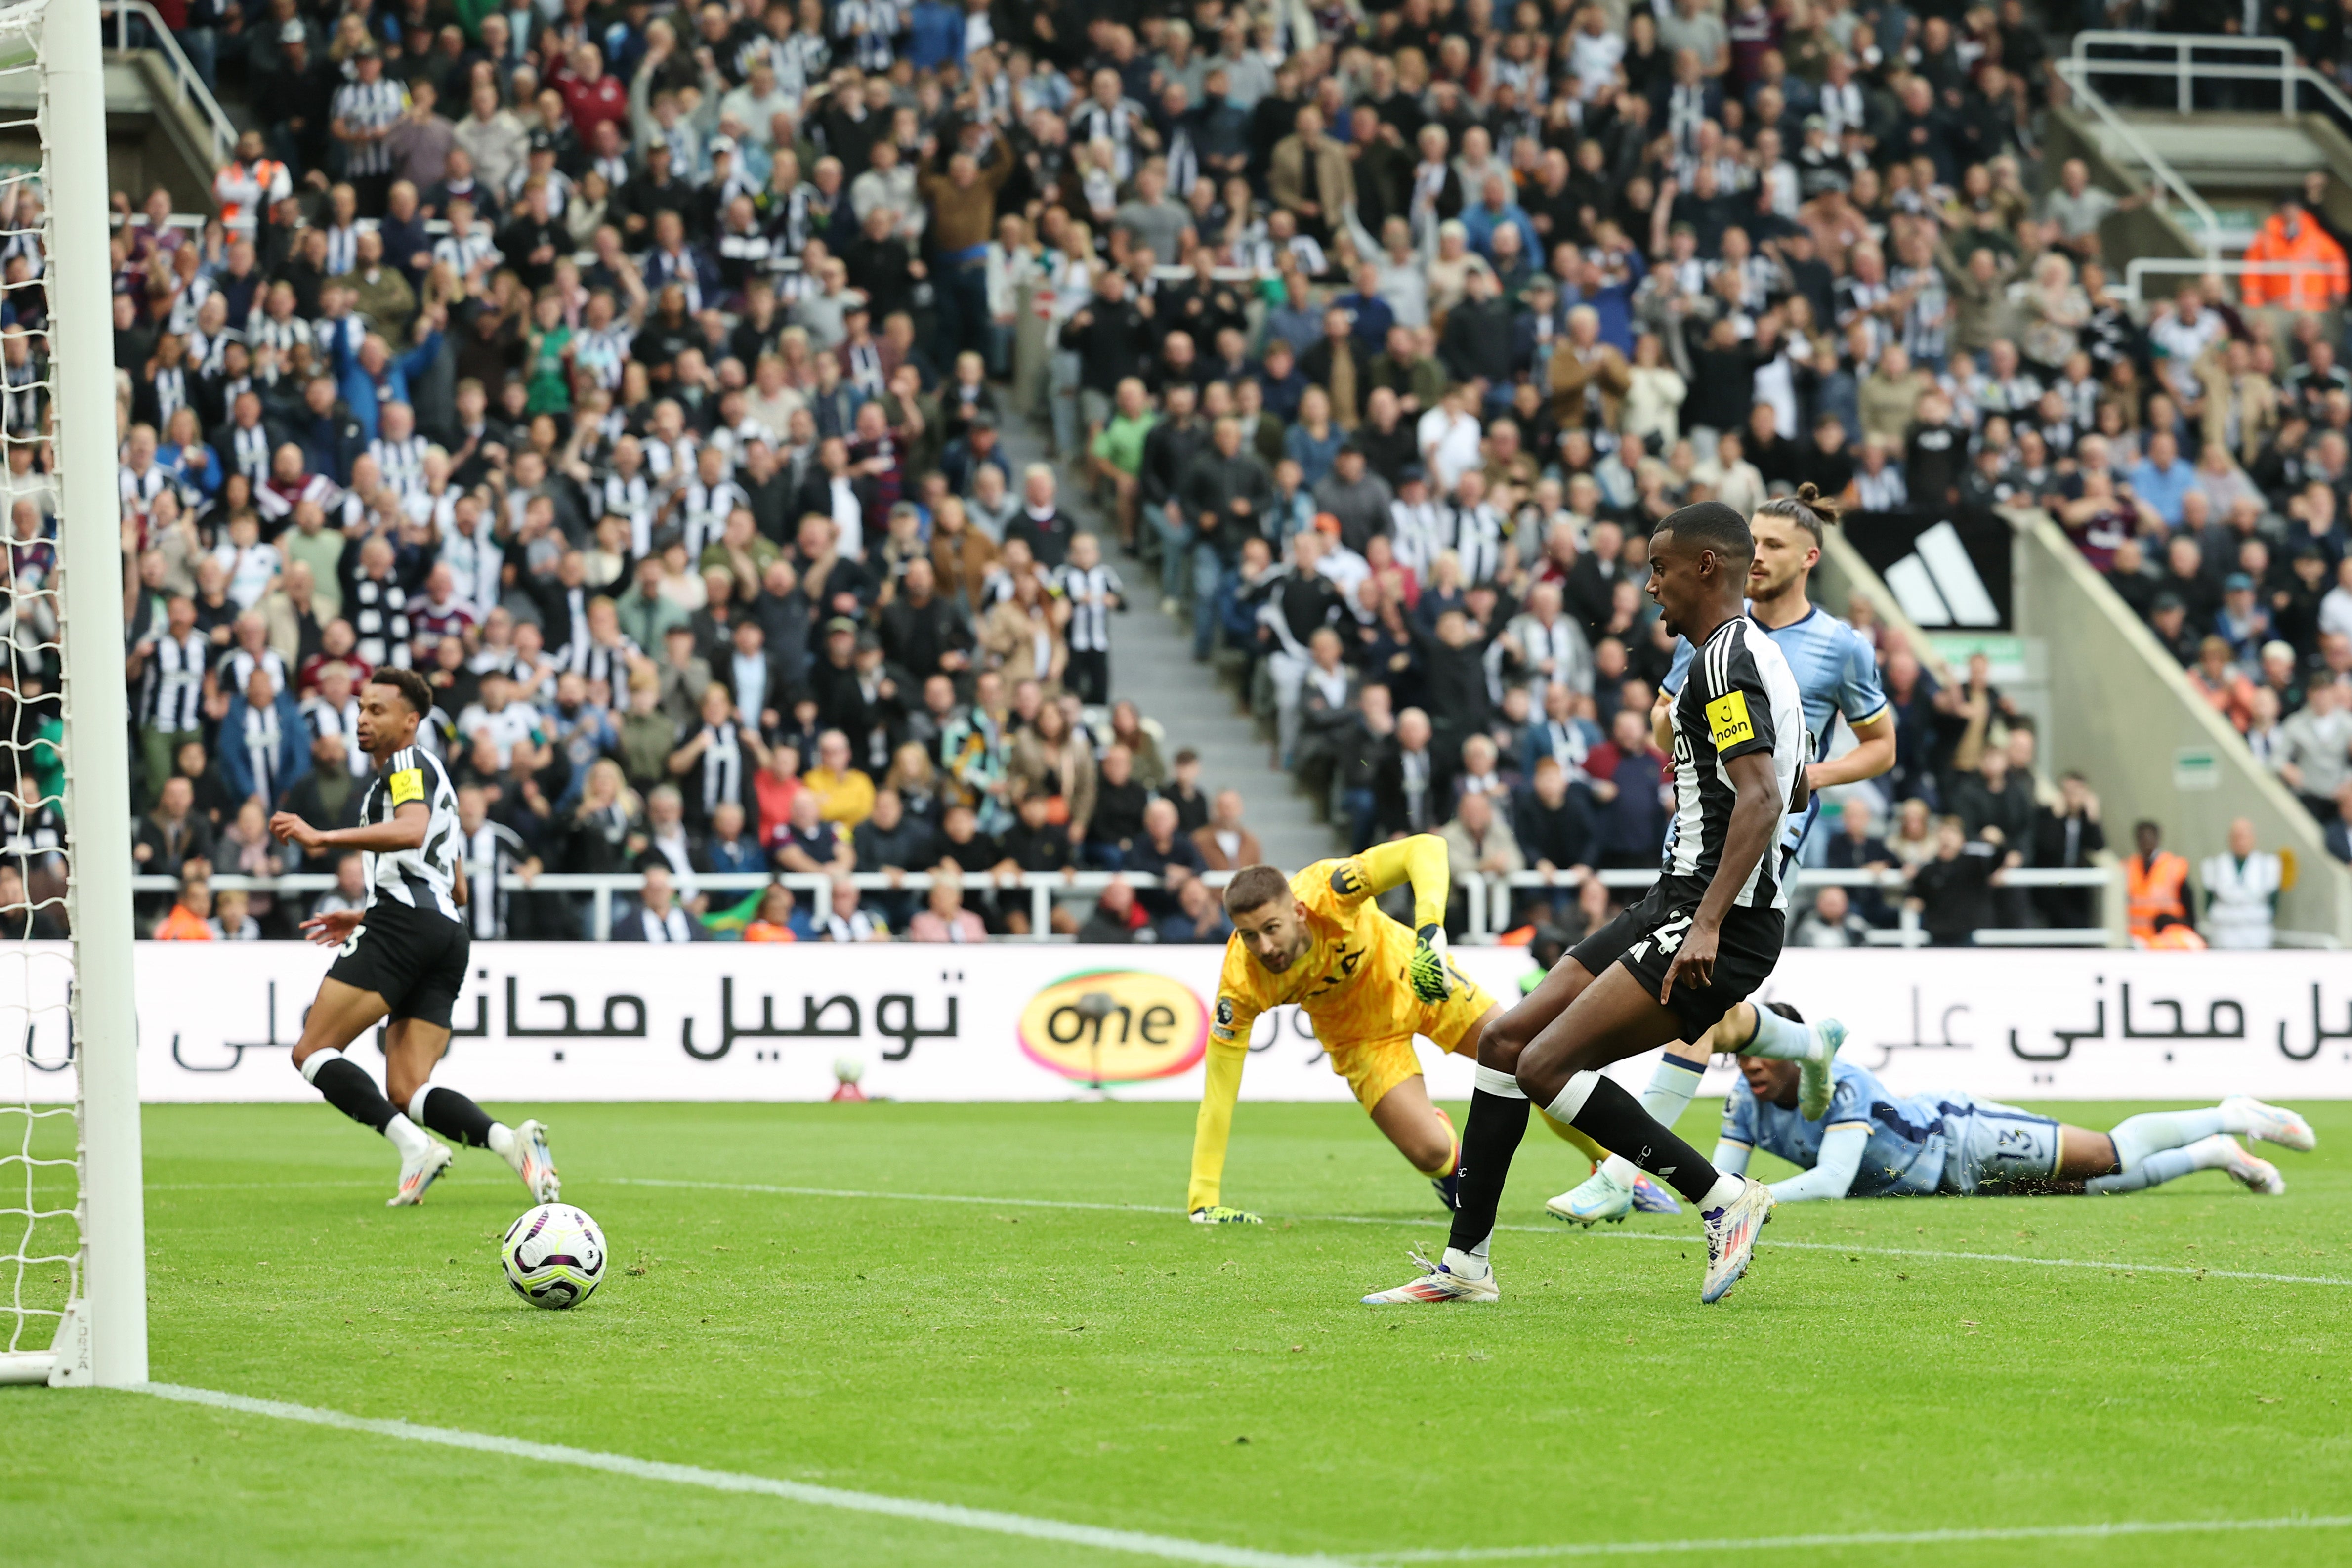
[1881,521,2001,627]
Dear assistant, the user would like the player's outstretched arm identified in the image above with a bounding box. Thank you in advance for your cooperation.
[1763,1122,1870,1202]
[1186,1038,1261,1223]
[1349,835,1454,1002]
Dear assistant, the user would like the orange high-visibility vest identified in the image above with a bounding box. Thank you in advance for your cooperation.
[2126,850,2190,940]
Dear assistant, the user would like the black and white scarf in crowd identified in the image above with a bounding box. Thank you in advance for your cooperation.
[323,222,360,276]
[305,692,371,775]
[241,697,285,801]
[227,420,271,485]
[600,469,655,557]
[679,478,747,559]
[1056,560,1124,652]
[1451,501,1507,587]
[348,576,412,669]
[833,0,900,72]
[632,904,697,941]
[151,365,187,424]
[1536,714,1596,783]
[844,339,885,399]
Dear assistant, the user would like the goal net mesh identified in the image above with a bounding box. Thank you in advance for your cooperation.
[0,0,82,1364]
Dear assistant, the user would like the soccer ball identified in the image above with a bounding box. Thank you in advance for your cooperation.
[501,1203,607,1310]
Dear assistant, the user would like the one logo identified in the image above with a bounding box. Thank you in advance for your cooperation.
[1215,997,1234,1027]
[1019,970,1209,1085]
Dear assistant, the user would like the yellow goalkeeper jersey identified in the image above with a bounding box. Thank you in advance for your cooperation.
[1209,856,1422,1054]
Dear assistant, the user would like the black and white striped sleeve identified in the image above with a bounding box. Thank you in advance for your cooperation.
[1696,625,1777,764]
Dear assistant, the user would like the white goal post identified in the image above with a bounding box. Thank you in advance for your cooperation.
[0,0,146,1389]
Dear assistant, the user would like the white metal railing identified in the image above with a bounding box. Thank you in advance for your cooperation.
[127,861,2124,947]
[2052,51,2224,252]
[2120,255,2345,303]
[105,1,238,167]
[2068,30,2352,128]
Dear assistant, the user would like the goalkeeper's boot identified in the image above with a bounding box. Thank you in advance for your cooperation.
[506,1118,561,1203]
[387,1141,455,1208]
[1797,1017,1849,1123]
[1699,1178,1774,1304]
[1629,1173,1682,1214]
[1190,1205,1263,1224]
[1361,1248,1498,1304]
[2222,1096,2316,1152]
[1547,1165,1633,1226]
[2204,1135,2287,1195]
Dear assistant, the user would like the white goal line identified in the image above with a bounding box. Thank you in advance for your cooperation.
[605,1178,2352,1289]
[128,1382,2352,1565]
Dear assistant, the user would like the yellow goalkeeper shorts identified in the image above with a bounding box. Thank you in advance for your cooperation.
[1326,976,1499,1113]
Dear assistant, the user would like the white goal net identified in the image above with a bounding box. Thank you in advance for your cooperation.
[0,0,146,1389]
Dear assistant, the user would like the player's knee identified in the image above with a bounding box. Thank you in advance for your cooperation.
[1477,1009,1530,1070]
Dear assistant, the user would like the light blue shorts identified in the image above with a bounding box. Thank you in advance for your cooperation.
[1939,1098,2061,1193]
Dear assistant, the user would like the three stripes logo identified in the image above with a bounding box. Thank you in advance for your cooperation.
[1881,520,2002,628]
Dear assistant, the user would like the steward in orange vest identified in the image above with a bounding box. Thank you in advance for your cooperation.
[2125,819,2193,945]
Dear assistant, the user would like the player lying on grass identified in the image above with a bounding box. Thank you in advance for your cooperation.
[269,668,560,1208]
[1721,1007,2312,1198]
[1553,484,1890,1228]
[1365,501,1803,1306]
[1188,834,1609,1221]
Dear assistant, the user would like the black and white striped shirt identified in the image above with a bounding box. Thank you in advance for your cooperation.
[1663,616,1805,912]
[331,79,408,178]
[678,478,746,559]
[371,434,428,498]
[140,629,208,730]
[461,818,532,938]
[360,742,462,921]
[323,222,360,276]
[304,692,371,775]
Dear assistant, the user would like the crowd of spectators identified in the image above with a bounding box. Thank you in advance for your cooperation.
[0,0,2343,948]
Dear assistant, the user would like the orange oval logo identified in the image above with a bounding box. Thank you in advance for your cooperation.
[1018,970,1208,1085]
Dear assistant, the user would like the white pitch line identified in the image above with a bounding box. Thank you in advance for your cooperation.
[134,1382,1345,1568]
[607,1178,2352,1288]
[1364,1515,2352,1561]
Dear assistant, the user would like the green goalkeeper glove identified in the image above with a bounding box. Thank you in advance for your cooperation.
[1407,924,1454,1004]
[1190,1205,1263,1224]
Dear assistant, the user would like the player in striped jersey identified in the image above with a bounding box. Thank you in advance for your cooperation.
[1367,502,1799,1306]
[1552,483,1896,1225]
[271,668,561,1209]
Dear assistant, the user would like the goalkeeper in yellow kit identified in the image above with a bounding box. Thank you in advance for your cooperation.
[1186,835,1607,1223]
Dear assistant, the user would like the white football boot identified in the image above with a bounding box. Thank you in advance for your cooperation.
[2221,1097,2316,1153]
[2202,1135,2287,1195]
[387,1141,455,1207]
[1797,1018,1850,1123]
[1361,1248,1499,1304]
[1699,1178,1774,1304]
[505,1118,561,1203]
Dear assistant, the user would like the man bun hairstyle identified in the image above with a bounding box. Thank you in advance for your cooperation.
[1221,864,1293,917]
[368,666,435,719]
[1659,499,1753,564]
[1754,482,1841,543]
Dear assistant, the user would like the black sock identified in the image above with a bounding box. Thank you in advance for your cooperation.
[1569,1076,1721,1206]
[308,1055,397,1135]
[415,1087,498,1149]
[1445,1087,1531,1257]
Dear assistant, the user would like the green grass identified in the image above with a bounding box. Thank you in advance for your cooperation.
[9,1099,2352,1567]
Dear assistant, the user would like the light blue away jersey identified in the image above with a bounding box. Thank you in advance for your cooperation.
[1720,1059,1950,1198]
[1664,604,1887,761]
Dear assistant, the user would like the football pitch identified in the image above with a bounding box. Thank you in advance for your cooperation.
[9,1099,2352,1567]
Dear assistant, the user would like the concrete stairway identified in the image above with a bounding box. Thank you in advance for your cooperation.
[998,420,1339,872]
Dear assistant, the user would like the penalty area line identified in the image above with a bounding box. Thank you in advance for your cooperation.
[132,1382,1345,1568]
[1362,1514,2352,1561]
[607,1179,2352,1288]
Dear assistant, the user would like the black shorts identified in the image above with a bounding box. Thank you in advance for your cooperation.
[1568,878,1784,1040]
[325,898,472,1030]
